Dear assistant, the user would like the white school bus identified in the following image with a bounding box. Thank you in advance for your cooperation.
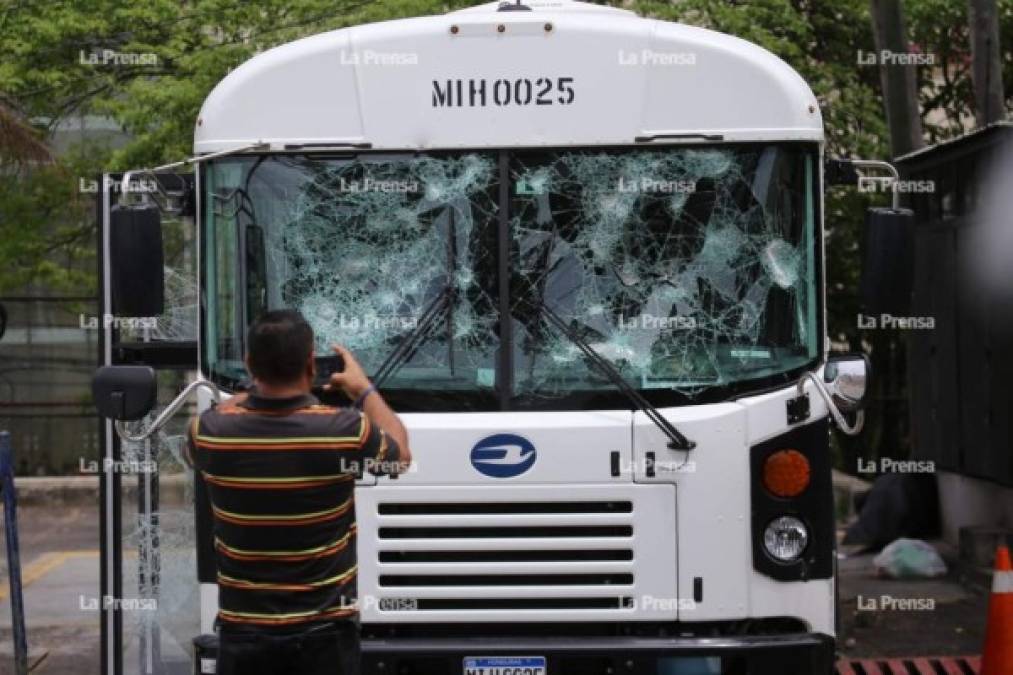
[93,2,877,674]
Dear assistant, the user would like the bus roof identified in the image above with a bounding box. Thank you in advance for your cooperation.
[194,0,822,154]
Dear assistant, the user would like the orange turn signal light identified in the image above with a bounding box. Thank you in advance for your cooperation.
[762,449,811,498]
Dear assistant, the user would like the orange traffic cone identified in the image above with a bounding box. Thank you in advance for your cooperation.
[981,545,1013,674]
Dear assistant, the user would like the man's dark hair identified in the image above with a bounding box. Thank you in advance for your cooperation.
[246,310,314,385]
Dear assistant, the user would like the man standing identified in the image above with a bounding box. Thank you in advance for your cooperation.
[187,309,411,675]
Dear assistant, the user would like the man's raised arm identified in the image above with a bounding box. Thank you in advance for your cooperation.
[325,345,412,472]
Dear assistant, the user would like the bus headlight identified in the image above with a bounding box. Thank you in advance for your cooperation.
[763,516,808,562]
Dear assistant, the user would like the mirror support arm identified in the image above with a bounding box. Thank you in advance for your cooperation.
[849,159,901,210]
[114,380,221,443]
[119,141,269,208]
[796,372,865,436]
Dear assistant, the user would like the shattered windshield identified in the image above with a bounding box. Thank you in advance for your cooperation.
[203,145,819,411]
[509,147,818,403]
[203,152,501,407]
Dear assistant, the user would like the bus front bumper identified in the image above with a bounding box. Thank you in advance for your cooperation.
[360,632,835,674]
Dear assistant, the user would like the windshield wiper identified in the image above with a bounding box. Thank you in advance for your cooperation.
[536,302,696,451]
[372,286,454,388]
[374,208,463,388]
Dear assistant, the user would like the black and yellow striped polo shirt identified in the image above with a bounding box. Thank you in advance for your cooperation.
[187,390,400,630]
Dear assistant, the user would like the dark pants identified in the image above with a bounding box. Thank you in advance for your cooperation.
[217,622,360,675]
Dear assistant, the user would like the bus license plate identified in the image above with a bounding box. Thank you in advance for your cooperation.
[463,656,547,675]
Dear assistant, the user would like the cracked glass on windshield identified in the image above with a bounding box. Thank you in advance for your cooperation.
[204,153,501,408]
[204,145,818,410]
[509,146,818,405]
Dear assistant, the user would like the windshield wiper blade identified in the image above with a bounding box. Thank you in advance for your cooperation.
[374,209,463,389]
[372,286,454,388]
[537,303,696,451]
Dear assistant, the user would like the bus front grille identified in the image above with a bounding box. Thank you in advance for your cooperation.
[356,485,677,622]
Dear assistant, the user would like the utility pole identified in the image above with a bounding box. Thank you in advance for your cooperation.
[869,0,925,157]
[966,0,1007,127]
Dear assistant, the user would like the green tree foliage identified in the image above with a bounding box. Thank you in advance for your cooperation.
[631,0,1006,470]
[0,0,1008,466]
[0,145,99,294]
[907,0,1013,140]
[1,0,473,168]
[3,0,1006,292]
[628,1,884,335]
[628,0,968,469]
[0,0,474,293]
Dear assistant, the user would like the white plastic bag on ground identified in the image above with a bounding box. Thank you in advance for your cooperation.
[873,538,948,579]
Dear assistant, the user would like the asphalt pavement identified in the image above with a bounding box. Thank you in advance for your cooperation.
[837,541,989,659]
[0,504,100,674]
[0,502,994,674]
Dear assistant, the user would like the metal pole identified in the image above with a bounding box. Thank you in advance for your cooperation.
[1,431,29,675]
[851,159,902,210]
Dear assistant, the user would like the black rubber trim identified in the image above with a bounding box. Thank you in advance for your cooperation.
[750,417,834,581]
[786,393,811,424]
[360,632,835,675]
[378,501,632,515]
[195,630,835,674]
[379,525,632,539]
[195,473,216,583]
[361,632,833,653]
[378,549,633,563]
[400,597,630,611]
[379,573,633,586]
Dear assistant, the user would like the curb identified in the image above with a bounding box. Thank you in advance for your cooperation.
[10,475,188,507]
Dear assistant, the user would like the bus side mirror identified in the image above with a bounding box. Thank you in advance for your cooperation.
[823,354,870,411]
[860,207,914,315]
[825,158,860,186]
[110,205,165,318]
[92,366,158,420]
